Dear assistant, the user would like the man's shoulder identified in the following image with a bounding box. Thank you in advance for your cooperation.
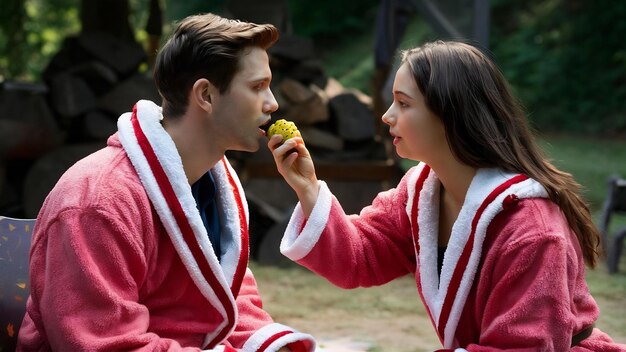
[45,144,147,213]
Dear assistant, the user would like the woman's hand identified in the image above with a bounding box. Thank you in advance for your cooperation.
[268,135,319,217]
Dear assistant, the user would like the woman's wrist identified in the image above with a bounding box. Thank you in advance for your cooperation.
[296,179,320,217]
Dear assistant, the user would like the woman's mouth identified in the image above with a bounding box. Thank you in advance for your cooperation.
[389,132,400,145]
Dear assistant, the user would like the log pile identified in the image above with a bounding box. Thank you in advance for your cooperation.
[43,32,160,141]
[0,32,159,218]
[265,34,387,162]
[0,32,398,257]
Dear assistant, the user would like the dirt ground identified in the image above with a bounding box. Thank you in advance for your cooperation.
[251,262,626,352]
[252,263,443,352]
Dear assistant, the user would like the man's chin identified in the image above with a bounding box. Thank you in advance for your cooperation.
[232,144,259,153]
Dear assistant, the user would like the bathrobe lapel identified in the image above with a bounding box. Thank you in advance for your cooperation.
[117,100,249,348]
[405,163,548,348]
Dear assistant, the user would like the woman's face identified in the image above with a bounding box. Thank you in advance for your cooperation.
[381,63,447,163]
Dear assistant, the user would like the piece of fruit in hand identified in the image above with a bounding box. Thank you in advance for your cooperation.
[267,119,301,144]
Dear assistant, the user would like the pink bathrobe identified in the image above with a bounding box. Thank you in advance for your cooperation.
[18,100,315,352]
[280,162,626,351]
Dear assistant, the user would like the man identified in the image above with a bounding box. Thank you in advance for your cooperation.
[17,13,315,352]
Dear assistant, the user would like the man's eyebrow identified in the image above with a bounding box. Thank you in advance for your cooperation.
[249,75,272,83]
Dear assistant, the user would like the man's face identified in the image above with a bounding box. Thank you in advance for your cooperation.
[210,47,278,152]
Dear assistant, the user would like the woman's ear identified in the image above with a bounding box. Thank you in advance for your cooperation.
[191,78,215,114]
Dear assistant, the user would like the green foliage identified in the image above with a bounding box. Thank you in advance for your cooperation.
[164,0,225,23]
[491,0,626,135]
[287,0,379,44]
[0,0,25,80]
[0,0,210,81]
[319,15,436,93]
[2,0,624,137]
[0,0,80,80]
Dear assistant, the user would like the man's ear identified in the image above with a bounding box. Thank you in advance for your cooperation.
[191,78,215,114]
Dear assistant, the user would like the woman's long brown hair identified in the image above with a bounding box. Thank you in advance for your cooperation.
[403,41,600,267]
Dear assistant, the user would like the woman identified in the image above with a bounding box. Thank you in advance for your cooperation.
[268,40,625,351]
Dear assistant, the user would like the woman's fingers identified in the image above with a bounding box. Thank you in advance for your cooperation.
[267,134,283,149]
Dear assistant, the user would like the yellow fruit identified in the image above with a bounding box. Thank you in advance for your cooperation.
[267,119,301,143]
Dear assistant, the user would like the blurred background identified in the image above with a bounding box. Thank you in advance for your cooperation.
[0,1,625,350]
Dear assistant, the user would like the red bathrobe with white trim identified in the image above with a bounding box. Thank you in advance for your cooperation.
[281,162,626,351]
[18,100,315,352]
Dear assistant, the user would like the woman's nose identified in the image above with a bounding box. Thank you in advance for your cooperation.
[381,106,394,126]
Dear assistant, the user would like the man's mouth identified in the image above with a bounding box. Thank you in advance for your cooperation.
[259,116,272,134]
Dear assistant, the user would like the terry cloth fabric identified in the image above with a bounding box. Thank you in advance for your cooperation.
[281,164,549,348]
[405,164,547,348]
[281,162,626,350]
[117,99,315,351]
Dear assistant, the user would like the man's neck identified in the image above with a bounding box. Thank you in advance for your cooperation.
[163,113,224,185]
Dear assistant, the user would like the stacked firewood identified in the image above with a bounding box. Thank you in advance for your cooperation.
[0,32,391,222]
[265,34,387,162]
[0,32,159,218]
[43,32,160,141]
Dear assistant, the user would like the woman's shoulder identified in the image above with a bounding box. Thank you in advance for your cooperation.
[488,197,575,249]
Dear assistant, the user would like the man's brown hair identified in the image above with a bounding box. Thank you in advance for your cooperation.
[154,13,279,118]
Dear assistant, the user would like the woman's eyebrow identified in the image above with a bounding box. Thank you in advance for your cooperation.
[393,90,414,99]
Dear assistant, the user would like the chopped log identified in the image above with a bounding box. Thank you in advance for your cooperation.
[329,92,376,141]
[287,59,326,86]
[0,161,22,217]
[49,72,97,119]
[97,74,161,117]
[83,110,117,141]
[269,34,315,63]
[346,87,373,109]
[298,126,344,151]
[78,32,146,78]
[22,144,103,218]
[324,77,346,99]
[279,78,314,103]
[42,36,93,83]
[279,80,329,125]
[0,82,65,159]
[67,61,119,96]
[225,0,291,33]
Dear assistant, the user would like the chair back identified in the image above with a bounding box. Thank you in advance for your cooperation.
[0,216,35,351]
[600,176,626,236]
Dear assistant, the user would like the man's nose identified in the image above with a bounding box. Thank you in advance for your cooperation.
[264,90,279,114]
